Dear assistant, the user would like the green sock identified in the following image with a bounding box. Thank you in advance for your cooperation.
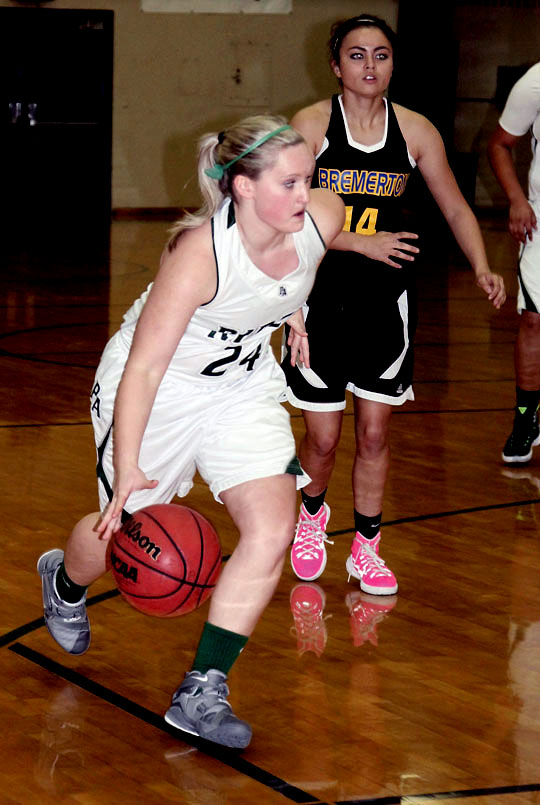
[191,621,249,676]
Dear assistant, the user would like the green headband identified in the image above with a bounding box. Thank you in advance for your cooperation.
[204,125,293,180]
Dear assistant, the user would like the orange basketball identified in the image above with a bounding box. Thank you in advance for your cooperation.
[111,503,222,617]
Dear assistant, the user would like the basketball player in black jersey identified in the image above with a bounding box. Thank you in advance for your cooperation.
[283,14,506,613]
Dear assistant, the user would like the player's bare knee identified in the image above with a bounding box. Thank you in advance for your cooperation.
[241,520,294,559]
[356,427,388,459]
[306,431,340,460]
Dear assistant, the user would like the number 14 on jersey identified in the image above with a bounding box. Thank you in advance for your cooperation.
[343,205,378,236]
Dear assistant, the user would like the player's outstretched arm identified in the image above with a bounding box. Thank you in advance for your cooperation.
[96,227,217,539]
[407,109,506,308]
[330,228,420,268]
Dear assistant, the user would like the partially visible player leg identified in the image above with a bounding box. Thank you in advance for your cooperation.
[63,512,110,583]
[165,474,296,748]
[281,286,346,581]
[503,310,540,463]
[346,397,398,595]
[351,398,391,518]
[210,474,297,634]
[503,240,540,463]
[37,346,122,656]
[290,410,342,581]
[37,370,197,656]
[37,512,102,655]
[298,409,343,496]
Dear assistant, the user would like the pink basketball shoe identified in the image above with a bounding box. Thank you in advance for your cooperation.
[290,503,332,581]
[345,531,398,595]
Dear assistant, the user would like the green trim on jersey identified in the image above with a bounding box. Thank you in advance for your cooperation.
[286,455,304,476]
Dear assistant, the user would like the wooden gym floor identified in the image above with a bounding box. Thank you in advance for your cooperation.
[2,212,540,804]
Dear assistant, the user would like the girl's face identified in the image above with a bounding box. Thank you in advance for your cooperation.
[332,26,393,96]
[245,143,315,232]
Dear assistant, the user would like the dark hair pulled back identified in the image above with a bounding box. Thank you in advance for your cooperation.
[328,13,397,66]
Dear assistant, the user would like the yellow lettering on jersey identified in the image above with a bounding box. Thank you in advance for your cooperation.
[319,167,410,197]
[342,206,379,235]
[343,206,353,233]
[356,207,378,235]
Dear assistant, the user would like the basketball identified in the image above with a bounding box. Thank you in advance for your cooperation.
[110,503,222,617]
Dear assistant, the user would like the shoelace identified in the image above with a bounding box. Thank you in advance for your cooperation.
[293,521,334,559]
[190,679,229,696]
[351,542,392,579]
[196,684,235,721]
[183,681,230,708]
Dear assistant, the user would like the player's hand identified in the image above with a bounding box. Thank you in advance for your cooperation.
[359,231,420,267]
[96,466,158,541]
[286,309,310,368]
[476,271,506,309]
[509,200,537,243]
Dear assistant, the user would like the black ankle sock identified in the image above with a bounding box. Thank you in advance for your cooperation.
[354,511,381,540]
[301,488,327,516]
[55,561,87,604]
[515,387,540,416]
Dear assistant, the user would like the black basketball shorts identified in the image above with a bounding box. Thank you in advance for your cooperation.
[282,260,417,410]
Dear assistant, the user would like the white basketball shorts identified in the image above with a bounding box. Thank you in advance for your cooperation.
[90,336,308,513]
[518,203,540,313]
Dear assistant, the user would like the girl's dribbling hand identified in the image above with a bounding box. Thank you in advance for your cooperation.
[96,466,158,541]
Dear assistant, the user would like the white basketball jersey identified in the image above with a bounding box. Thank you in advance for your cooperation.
[117,198,326,385]
[499,62,540,205]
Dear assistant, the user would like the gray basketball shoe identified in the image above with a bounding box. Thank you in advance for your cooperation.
[164,669,252,749]
[37,549,91,655]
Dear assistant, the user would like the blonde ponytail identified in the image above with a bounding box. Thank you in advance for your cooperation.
[167,114,304,251]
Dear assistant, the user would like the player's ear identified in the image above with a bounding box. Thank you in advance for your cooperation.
[233,173,256,199]
[331,60,341,79]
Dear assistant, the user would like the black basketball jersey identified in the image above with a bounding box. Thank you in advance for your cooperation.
[313,94,413,237]
[283,96,418,406]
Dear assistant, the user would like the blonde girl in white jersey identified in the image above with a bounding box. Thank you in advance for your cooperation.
[37,114,345,749]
